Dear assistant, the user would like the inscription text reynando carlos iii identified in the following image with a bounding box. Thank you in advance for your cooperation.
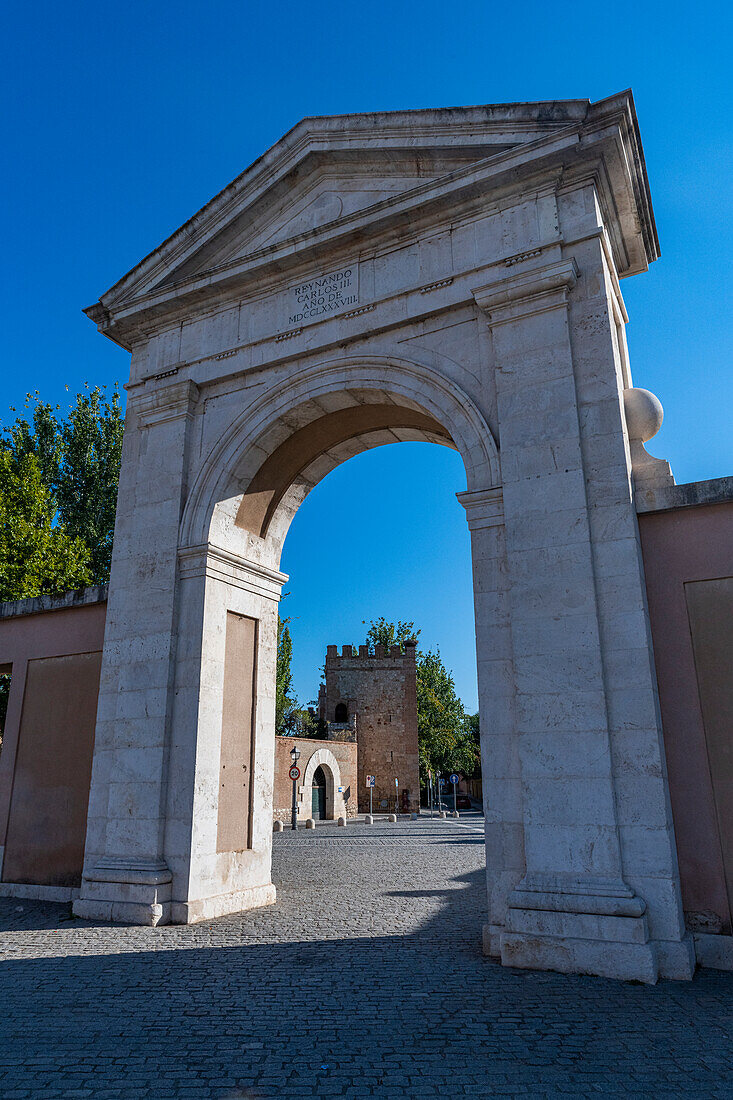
[288,265,358,326]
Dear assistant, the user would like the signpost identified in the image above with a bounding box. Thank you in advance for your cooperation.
[395,777,399,817]
[289,744,301,831]
[428,769,433,818]
[366,774,375,817]
[435,773,441,812]
[449,772,459,815]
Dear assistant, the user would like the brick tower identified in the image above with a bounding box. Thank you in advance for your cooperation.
[319,642,420,813]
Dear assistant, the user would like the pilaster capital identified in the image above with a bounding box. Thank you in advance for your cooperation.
[456,486,504,530]
[472,258,579,327]
[178,543,289,602]
[132,379,200,428]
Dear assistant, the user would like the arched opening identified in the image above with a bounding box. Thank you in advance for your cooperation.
[334,703,348,723]
[165,356,501,925]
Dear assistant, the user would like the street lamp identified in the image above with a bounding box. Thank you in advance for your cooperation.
[290,744,301,831]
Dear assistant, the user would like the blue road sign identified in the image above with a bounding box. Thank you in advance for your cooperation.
[449,773,459,784]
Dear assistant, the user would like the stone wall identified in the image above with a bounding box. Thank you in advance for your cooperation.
[321,644,419,813]
[273,735,358,822]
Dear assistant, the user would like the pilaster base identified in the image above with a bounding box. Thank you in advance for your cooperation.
[500,927,659,983]
[170,882,276,924]
[488,877,695,983]
[504,892,658,981]
[72,858,173,926]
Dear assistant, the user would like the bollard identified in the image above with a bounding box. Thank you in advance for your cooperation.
[451,810,459,818]
[306,818,315,829]
[273,820,284,832]
[410,812,418,821]
[337,816,347,826]
[364,814,374,824]
[387,813,397,823]
[440,810,447,819]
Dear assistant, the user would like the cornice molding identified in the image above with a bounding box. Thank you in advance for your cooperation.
[132,379,200,428]
[472,258,579,326]
[456,487,504,530]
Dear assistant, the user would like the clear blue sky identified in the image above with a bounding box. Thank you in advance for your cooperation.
[2,2,731,710]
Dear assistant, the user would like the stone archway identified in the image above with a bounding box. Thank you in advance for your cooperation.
[300,748,346,822]
[74,95,695,982]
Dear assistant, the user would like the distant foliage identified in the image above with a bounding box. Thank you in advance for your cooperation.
[275,617,298,737]
[0,449,92,603]
[416,648,479,780]
[364,616,420,652]
[2,385,124,588]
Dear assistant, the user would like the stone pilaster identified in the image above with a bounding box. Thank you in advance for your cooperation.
[457,486,523,957]
[472,258,693,981]
[74,380,200,925]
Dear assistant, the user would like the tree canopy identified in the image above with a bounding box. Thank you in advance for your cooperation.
[0,448,92,603]
[275,616,298,737]
[2,385,124,588]
[364,617,420,652]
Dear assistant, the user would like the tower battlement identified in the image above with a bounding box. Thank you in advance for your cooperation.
[325,642,417,662]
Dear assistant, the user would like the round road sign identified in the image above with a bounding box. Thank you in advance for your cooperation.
[289,765,301,781]
[449,773,460,784]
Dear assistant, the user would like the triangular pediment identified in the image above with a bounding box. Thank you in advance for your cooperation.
[87,93,658,340]
[157,146,499,286]
[95,102,594,309]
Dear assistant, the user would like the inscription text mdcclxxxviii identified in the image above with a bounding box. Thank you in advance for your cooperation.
[287,264,359,327]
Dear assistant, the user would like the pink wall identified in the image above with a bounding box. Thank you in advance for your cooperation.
[639,501,733,932]
[0,590,107,884]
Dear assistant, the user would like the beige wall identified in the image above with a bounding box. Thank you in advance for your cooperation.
[639,497,733,934]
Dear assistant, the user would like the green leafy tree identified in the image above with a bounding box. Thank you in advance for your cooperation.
[275,616,299,736]
[416,648,479,781]
[56,387,123,582]
[364,616,420,652]
[0,449,92,603]
[3,386,124,585]
[464,710,481,777]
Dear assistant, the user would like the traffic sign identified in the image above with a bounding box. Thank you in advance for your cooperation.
[366,775,375,787]
[449,773,459,784]
[288,765,301,781]
[394,777,399,786]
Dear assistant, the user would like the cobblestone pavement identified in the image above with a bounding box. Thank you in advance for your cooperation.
[0,814,732,1098]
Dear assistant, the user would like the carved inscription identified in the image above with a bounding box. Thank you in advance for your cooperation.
[288,264,358,327]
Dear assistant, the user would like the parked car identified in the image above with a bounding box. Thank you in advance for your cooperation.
[456,794,472,810]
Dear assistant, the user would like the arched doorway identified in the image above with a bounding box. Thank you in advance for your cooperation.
[311,766,327,820]
[300,745,346,822]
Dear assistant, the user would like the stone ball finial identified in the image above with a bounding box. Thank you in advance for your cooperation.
[623,388,664,443]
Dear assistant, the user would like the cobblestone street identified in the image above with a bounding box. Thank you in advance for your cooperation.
[0,815,731,1098]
